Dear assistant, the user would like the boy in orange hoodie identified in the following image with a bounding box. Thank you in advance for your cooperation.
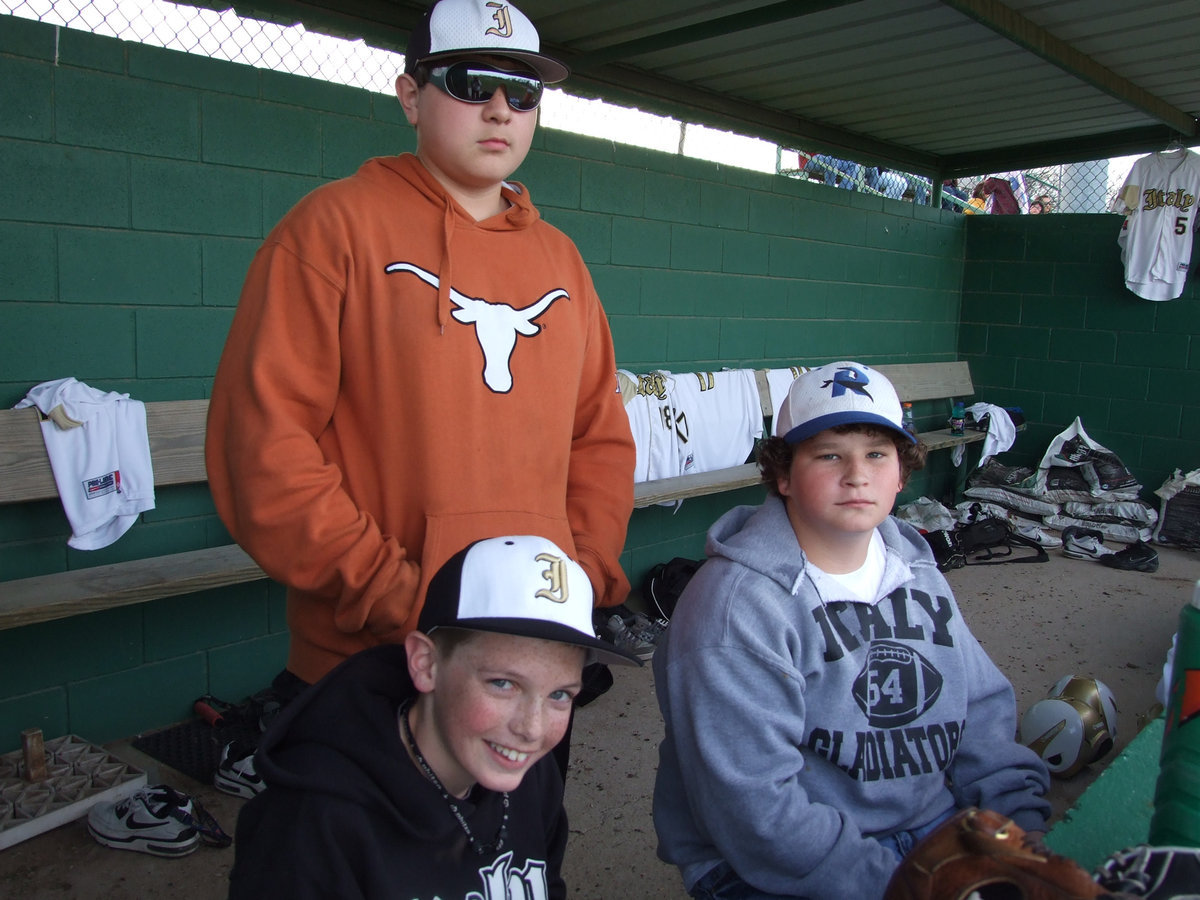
[206,0,635,703]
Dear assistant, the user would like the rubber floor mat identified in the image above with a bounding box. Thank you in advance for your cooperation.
[133,708,261,785]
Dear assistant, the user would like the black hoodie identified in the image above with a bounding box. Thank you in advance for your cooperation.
[228,645,568,899]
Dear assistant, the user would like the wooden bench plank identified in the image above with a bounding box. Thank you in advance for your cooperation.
[0,407,58,505]
[0,362,992,632]
[632,426,990,508]
[634,462,761,508]
[0,544,265,631]
[875,361,974,403]
[0,400,211,505]
[920,428,987,452]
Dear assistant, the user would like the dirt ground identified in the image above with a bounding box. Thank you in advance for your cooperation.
[0,543,1193,899]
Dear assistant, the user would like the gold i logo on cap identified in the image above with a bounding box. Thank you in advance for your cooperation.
[534,553,569,604]
[485,2,513,38]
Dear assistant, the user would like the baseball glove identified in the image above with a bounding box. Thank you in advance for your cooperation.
[882,807,1131,900]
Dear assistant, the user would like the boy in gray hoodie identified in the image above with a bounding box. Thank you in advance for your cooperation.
[652,361,1050,900]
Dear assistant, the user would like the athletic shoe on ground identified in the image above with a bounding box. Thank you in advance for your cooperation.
[1099,540,1160,573]
[1060,525,1114,560]
[601,613,656,661]
[625,610,667,648]
[1011,520,1062,549]
[87,785,199,857]
[214,740,265,798]
[1094,844,1200,899]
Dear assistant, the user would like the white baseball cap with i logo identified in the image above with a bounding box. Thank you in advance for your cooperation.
[404,0,570,83]
[419,535,641,666]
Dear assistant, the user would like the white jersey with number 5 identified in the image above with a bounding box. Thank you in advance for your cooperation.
[1112,149,1200,301]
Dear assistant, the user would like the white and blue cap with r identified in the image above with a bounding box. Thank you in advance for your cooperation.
[419,535,641,667]
[775,361,915,445]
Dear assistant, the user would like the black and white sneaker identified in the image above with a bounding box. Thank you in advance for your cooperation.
[600,613,656,661]
[1010,519,1062,549]
[87,785,200,857]
[1100,540,1160,573]
[1061,525,1114,560]
[1094,844,1200,899]
[214,740,265,799]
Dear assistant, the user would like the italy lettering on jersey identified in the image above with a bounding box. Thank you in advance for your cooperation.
[1112,149,1200,301]
[804,587,965,783]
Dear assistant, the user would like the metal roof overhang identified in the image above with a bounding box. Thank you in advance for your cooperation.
[206,0,1199,179]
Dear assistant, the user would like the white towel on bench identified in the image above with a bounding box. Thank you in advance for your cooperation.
[952,402,1017,468]
[14,377,156,549]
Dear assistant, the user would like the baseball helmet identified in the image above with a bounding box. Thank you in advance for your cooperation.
[1018,676,1117,778]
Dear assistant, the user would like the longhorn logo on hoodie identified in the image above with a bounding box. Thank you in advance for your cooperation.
[385,262,568,394]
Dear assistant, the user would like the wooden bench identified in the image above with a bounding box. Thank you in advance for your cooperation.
[0,360,992,631]
[0,400,267,631]
[633,360,993,507]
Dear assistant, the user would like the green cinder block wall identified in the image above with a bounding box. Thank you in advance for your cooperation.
[4,17,963,750]
[960,214,1200,493]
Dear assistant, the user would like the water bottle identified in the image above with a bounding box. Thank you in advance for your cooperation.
[949,401,965,436]
[902,402,916,436]
[1148,579,1200,847]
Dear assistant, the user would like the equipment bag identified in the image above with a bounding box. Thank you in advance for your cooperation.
[923,517,1048,571]
[643,556,704,621]
[956,517,1049,565]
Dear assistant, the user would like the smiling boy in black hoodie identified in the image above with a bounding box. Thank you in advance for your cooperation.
[228,535,638,900]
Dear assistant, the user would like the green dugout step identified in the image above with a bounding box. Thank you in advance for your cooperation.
[1044,716,1161,871]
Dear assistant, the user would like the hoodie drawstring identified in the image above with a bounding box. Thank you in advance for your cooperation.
[437,201,454,334]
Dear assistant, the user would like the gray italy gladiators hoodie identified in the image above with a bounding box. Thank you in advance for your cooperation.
[652,496,1050,899]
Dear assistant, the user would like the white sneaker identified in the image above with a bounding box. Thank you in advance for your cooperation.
[87,785,199,857]
[1061,526,1113,560]
[214,741,265,799]
[1012,520,1062,549]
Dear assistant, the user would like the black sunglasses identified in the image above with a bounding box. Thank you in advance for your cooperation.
[427,61,544,112]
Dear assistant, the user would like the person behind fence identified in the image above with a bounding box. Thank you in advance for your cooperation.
[651,361,1050,900]
[1028,193,1053,214]
[227,535,641,900]
[963,180,988,214]
[811,154,864,190]
[940,178,968,212]
[205,0,636,715]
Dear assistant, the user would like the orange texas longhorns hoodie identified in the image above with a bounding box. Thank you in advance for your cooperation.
[206,153,635,684]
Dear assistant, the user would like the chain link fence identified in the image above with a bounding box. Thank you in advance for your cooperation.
[4,0,1139,212]
[4,0,402,92]
[780,153,1130,214]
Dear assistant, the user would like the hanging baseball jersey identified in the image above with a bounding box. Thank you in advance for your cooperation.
[764,366,810,423]
[1112,149,1200,301]
[621,370,682,483]
[665,369,763,477]
[14,377,155,549]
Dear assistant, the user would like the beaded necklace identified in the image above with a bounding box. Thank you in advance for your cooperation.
[398,698,510,855]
